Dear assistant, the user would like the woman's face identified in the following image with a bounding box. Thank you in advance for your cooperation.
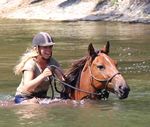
[38,46,53,59]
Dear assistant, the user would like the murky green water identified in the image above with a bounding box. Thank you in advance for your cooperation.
[0,19,150,127]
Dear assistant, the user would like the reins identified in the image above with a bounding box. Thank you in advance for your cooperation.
[48,65,120,100]
[48,77,54,99]
[48,65,105,99]
[51,75,103,96]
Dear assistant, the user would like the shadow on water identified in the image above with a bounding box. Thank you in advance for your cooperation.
[0,19,150,127]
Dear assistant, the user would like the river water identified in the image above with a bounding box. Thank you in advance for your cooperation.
[0,19,150,127]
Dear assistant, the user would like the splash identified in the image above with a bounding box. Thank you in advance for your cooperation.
[0,94,14,107]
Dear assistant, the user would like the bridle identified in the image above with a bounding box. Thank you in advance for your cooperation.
[49,64,120,100]
[88,64,121,99]
[88,65,121,89]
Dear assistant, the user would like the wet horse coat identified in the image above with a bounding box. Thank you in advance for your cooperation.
[65,42,130,100]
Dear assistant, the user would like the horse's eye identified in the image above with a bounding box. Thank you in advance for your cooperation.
[97,65,105,70]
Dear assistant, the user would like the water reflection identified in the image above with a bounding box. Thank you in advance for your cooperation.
[15,104,50,121]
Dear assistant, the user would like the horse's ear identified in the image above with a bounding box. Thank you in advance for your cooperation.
[88,43,97,58]
[101,41,110,54]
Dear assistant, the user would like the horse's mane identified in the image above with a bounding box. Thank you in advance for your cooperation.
[65,56,89,87]
[65,50,100,88]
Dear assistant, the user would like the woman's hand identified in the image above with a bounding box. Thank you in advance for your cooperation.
[42,67,52,78]
[22,67,52,93]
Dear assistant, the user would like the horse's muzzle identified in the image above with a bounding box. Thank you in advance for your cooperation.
[116,85,130,99]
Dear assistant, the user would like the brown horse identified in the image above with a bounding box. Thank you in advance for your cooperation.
[64,41,130,100]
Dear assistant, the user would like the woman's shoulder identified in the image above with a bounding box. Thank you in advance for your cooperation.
[25,58,36,65]
[23,58,36,70]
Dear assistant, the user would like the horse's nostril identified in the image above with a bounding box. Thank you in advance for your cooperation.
[119,85,122,90]
[123,86,130,93]
[117,85,130,99]
[119,85,130,92]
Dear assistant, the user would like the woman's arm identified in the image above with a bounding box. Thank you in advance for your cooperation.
[22,67,52,92]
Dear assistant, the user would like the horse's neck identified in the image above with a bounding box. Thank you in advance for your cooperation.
[74,61,94,100]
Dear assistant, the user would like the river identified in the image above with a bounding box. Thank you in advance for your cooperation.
[0,19,150,127]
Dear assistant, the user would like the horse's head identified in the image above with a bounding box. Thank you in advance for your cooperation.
[84,41,130,99]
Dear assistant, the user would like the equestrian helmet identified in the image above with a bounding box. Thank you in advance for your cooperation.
[32,32,55,47]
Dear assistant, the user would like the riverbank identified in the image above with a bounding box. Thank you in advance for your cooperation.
[0,0,150,23]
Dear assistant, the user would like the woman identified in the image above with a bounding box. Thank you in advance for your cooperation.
[14,32,65,104]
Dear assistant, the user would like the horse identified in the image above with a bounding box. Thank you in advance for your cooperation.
[63,41,130,100]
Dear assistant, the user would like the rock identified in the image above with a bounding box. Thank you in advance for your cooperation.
[0,0,149,23]
[143,5,150,14]
[30,0,43,4]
